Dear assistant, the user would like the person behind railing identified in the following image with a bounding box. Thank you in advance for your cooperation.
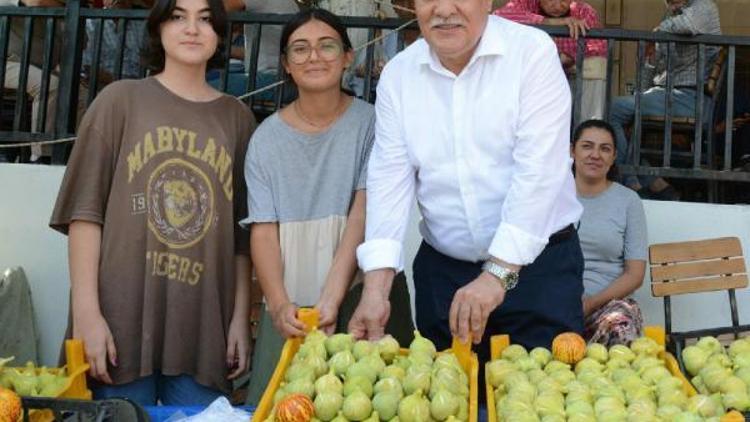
[571,119,647,346]
[317,0,400,99]
[49,0,256,406]
[0,0,87,162]
[240,7,414,405]
[609,0,721,201]
[80,0,149,89]
[350,0,584,362]
[493,0,608,120]
[222,0,299,100]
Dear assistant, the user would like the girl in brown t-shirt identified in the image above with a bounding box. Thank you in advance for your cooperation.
[50,0,255,406]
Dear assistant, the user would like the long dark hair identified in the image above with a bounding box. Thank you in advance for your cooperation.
[571,119,619,181]
[142,0,228,74]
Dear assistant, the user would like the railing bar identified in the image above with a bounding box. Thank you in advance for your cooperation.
[724,46,735,171]
[693,44,705,170]
[663,42,674,168]
[37,17,56,133]
[113,18,126,81]
[13,16,34,133]
[604,37,614,119]
[0,16,11,129]
[244,23,261,106]
[274,46,284,111]
[573,37,584,127]
[53,0,84,164]
[633,40,645,166]
[362,27,376,103]
[220,20,233,93]
[86,18,104,107]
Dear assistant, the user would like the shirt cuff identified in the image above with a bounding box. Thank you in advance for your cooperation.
[357,238,403,272]
[488,223,549,266]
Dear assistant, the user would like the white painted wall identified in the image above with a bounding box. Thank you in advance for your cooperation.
[1,164,68,366]
[2,163,750,366]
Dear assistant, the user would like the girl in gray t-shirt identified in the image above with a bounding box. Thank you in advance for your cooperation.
[572,120,648,346]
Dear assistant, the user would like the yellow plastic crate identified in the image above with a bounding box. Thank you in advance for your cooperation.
[486,326,699,422]
[8,339,91,422]
[252,308,479,422]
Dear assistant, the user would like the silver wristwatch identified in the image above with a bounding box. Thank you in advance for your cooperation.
[482,261,520,291]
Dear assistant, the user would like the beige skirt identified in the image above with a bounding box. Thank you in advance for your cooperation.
[278,215,363,307]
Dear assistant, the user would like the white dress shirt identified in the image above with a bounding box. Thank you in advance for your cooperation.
[357,16,583,271]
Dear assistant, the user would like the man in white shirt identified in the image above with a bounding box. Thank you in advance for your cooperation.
[350,0,584,355]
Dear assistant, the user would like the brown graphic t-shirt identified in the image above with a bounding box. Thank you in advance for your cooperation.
[50,77,255,392]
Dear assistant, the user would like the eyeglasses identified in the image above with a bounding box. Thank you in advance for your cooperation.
[285,40,344,65]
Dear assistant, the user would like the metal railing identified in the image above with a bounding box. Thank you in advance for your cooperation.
[0,3,749,199]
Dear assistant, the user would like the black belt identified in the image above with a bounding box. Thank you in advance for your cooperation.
[548,223,576,246]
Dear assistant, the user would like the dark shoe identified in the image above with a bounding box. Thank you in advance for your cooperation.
[635,187,653,200]
[649,185,680,201]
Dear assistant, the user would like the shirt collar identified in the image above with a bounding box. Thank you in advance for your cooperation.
[416,15,507,72]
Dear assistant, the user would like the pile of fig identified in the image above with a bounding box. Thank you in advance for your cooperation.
[269,330,470,422]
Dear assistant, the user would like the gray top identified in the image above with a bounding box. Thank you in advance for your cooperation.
[577,182,648,297]
[651,0,721,88]
[241,98,375,225]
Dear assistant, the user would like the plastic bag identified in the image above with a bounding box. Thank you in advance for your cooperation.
[165,397,252,422]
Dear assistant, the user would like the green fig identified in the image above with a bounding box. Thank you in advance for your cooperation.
[346,361,378,385]
[373,392,400,421]
[344,375,374,398]
[316,369,344,396]
[430,390,459,421]
[354,340,377,361]
[286,378,315,398]
[377,336,401,364]
[398,389,431,422]
[326,334,355,356]
[360,351,386,375]
[285,363,316,383]
[306,328,327,345]
[329,350,357,377]
[380,365,406,382]
[409,331,437,359]
[374,377,403,398]
[403,366,431,396]
[315,392,344,421]
[307,353,330,378]
[343,391,372,421]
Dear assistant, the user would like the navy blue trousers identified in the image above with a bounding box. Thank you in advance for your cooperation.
[412,232,585,367]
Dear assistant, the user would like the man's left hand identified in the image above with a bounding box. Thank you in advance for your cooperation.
[449,272,506,345]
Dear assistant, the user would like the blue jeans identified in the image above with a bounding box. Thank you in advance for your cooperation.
[207,62,248,98]
[609,86,707,187]
[207,66,293,102]
[92,372,224,407]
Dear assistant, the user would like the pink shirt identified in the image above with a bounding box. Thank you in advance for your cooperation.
[494,0,607,60]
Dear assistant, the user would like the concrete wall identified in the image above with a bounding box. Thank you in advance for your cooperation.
[0,164,68,366]
[2,163,750,365]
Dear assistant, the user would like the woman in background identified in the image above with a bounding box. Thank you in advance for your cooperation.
[571,119,648,346]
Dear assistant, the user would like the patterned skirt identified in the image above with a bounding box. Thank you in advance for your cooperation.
[584,298,644,347]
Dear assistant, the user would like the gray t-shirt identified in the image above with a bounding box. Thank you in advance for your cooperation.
[240,98,374,305]
[241,98,374,225]
[577,182,648,297]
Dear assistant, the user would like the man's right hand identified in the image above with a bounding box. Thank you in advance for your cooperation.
[73,311,117,384]
[348,269,395,340]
